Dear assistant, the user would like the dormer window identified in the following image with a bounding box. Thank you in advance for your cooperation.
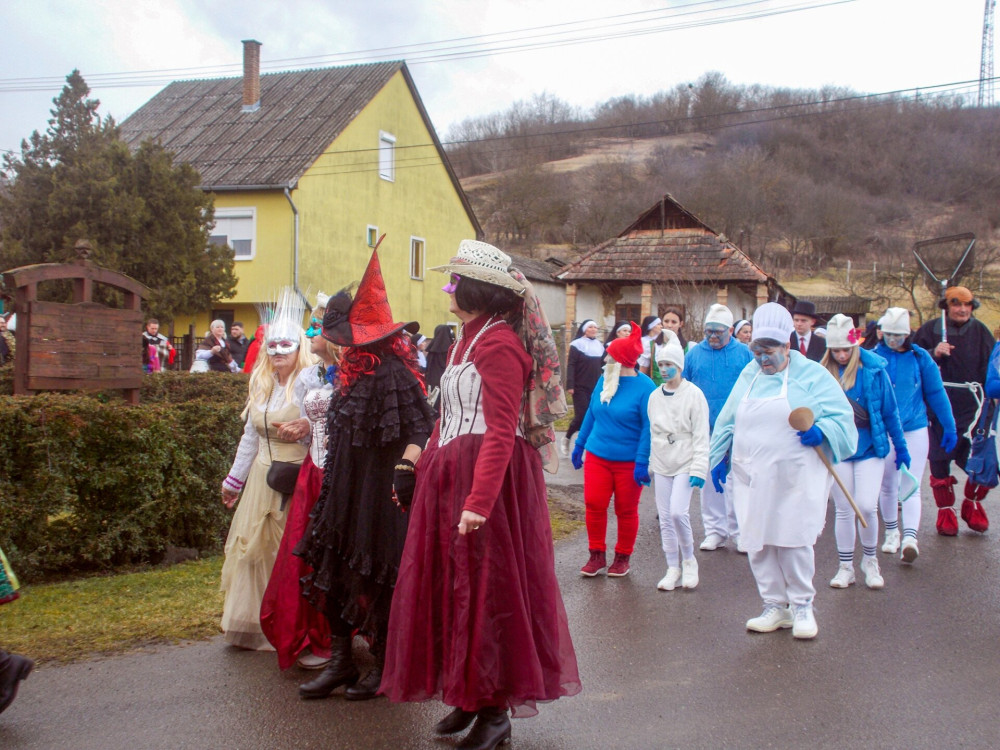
[379,131,395,182]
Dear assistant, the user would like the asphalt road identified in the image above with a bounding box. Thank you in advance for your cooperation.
[3,451,999,749]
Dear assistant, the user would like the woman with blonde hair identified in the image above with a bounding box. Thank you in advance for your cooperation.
[260,294,339,670]
[219,289,315,650]
[821,314,909,591]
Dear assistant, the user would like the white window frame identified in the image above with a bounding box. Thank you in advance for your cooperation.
[379,131,396,182]
[367,225,379,247]
[410,236,425,280]
[210,207,256,261]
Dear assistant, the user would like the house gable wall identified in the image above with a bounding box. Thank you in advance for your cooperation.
[294,71,477,330]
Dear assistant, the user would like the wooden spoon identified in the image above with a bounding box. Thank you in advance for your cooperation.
[788,407,867,528]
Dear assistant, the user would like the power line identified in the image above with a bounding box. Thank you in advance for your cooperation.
[0,0,856,93]
[127,77,985,178]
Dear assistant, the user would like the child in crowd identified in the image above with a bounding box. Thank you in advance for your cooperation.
[646,330,710,591]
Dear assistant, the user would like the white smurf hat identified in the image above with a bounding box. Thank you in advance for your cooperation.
[751,303,793,344]
[655,329,685,371]
[704,303,734,328]
[880,307,911,335]
[826,314,859,348]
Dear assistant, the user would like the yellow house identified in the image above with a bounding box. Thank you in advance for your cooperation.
[120,40,481,337]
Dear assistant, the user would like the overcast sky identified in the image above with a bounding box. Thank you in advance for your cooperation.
[0,0,991,157]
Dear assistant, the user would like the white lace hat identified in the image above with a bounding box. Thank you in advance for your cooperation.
[429,240,525,295]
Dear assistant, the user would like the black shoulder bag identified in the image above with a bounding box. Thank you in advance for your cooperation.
[263,384,302,510]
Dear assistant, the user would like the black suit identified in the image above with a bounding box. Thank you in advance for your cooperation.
[789,331,826,362]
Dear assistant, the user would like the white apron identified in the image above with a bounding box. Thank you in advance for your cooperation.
[731,368,832,552]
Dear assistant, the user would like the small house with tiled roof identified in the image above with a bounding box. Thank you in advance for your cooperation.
[556,194,792,343]
[121,39,481,332]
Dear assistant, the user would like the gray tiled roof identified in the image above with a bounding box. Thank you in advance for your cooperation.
[119,62,403,189]
[507,252,564,284]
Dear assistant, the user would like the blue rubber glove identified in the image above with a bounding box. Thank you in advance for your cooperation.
[798,425,824,447]
[633,462,650,487]
[571,443,585,470]
[710,461,729,493]
[689,476,705,489]
[940,430,958,454]
[895,445,911,470]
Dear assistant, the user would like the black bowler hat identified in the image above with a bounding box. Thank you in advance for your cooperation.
[790,300,819,320]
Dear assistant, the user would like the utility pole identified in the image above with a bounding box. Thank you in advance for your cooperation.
[980,0,996,107]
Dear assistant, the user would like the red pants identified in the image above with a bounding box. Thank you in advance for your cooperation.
[584,452,642,555]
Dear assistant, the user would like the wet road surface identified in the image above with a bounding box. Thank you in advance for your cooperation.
[3,451,1000,749]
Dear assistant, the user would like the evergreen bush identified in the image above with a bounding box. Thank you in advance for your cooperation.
[0,371,249,580]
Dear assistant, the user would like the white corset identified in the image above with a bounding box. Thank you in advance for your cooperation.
[438,361,523,447]
[302,383,334,467]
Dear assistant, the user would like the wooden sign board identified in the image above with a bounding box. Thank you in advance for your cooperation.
[25,301,144,391]
[3,252,150,403]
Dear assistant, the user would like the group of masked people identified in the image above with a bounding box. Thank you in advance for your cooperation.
[566,285,996,640]
[217,241,579,750]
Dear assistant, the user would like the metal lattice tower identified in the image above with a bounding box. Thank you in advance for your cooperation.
[980,0,996,107]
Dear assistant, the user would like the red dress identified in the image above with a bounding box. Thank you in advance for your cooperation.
[382,314,580,717]
[259,369,333,669]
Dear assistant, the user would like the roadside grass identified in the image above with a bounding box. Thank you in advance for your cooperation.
[0,556,224,664]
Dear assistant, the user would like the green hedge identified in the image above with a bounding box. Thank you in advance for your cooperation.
[0,371,250,580]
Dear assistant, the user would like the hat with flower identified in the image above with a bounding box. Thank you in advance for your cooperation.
[825,314,861,348]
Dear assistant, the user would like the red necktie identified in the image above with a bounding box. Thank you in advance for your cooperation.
[799,337,807,356]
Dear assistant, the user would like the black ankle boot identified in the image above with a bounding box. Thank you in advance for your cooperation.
[298,636,358,699]
[456,707,511,750]
[434,706,477,735]
[344,654,383,701]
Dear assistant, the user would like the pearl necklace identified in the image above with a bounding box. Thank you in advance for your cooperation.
[449,314,505,367]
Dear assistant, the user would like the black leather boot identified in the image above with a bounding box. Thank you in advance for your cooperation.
[298,636,358,699]
[434,706,477,735]
[344,653,384,701]
[456,706,511,750]
[0,653,34,714]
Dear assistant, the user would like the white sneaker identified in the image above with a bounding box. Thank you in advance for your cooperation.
[829,562,856,588]
[881,529,901,554]
[699,533,727,551]
[559,436,570,458]
[792,604,818,639]
[900,537,919,564]
[657,567,682,591]
[746,605,794,632]
[681,558,699,589]
[733,534,748,554]
[861,556,884,589]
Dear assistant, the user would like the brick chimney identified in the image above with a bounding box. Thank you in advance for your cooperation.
[241,39,262,112]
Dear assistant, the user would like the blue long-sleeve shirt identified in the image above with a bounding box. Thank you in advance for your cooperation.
[682,337,753,430]
[576,374,656,463]
[874,341,957,434]
[841,348,907,462]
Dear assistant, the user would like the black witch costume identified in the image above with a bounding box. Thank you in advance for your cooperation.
[295,248,436,700]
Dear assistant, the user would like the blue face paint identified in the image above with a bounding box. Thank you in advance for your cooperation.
[754,348,786,374]
[704,326,731,350]
[883,333,907,351]
[661,365,679,380]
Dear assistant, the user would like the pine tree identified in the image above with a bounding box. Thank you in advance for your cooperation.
[0,71,237,322]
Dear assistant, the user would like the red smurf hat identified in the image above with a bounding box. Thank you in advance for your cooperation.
[606,321,643,369]
[322,241,413,347]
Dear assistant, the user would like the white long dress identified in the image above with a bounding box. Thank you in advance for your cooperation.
[220,378,308,650]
